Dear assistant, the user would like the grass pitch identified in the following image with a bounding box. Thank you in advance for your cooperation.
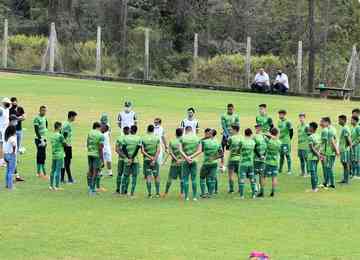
[0,73,359,260]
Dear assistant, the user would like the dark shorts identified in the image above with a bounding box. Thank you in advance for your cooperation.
[64,146,72,159]
[239,166,255,179]
[88,156,102,172]
[200,163,218,179]
[228,160,240,174]
[35,138,47,164]
[143,160,160,177]
[264,165,278,177]
[254,161,266,175]
[168,165,183,180]
[123,162,140,176]
[222,135,230,150]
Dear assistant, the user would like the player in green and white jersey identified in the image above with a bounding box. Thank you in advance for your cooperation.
[221,104,240,151]
[227,124,242,193]
[351,116,360,179]
[121,125,142,197]
[179,126,202,201]
[338,115,352,184]
[352,108,360,123]
[238,128,256,199]
[33,105,49,179]
[115,126,130,194]
[277,110,293,175]
[297,113,309,177]
[253,124,267,190]
[164,128,184,197]
[307,122,323,192]
[256,104,274,134]
[49,122,66,191]
[141,125,161,198]
[200,129,223,198]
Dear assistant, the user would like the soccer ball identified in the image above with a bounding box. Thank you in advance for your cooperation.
[19,147,26,154]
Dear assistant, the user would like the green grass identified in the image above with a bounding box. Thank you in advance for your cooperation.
[0,72,360,260]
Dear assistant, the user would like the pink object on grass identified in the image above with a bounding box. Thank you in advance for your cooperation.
[249,251,269,259]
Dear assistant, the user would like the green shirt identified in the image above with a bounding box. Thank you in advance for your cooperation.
[320,128,328,154]
[180,134,201,157]
[297,123,309,150]
[87,129,105,157]
[116,135,126,160]
[339,125,351,153]
[351,125,360,146]
[202,138,222,165]
[142,134,160,161]
[33,115,48,138]
[256,114,273,133]
[265,138,281,166]
[169,138,182,165]
[51,132,65,160]
[228,134,242,162]
[123,134,142,162]
[325,126,337,156]
[278,119,292,145]
[253,134,267,162]
[239,137,255,166]
[307,133,320,161]
[61,121,73,146]
[221,113,240,136]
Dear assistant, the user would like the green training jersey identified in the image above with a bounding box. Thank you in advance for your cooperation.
[307,133,320,161]
[33,115,48,138]
[61,121,73,146]
[142,134,160,161]
[256,114,273,133]
[351,125,360,146]
[87,129,105,157]
[169,138,182,165]
[297,123,309,150]
[265,138,281,166]
[202,138,222,165]
[325,126,337,156]
[180,134,201,157]
[221,113,240,136]
[320,128,328,154]
[228,134,242,162]
[239,137,256,166]
[123,134,142,162]
[51,132,65,160]
[253,134,267,162]
[116,135,126,159]
[339,125,351,153]
[278,118,293,145]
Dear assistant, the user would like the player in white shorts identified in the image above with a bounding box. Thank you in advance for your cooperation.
[180,107,199,135]
[117,101,138,132]
[154,118,168,165]
[100,114,113,177]
[0,97,11,166]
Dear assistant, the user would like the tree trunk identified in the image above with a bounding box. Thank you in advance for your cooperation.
[307,0,316,93]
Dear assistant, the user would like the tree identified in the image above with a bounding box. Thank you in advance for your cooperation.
[308,0,316,93]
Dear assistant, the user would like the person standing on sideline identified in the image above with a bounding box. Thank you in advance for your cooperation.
[9,97,25,182]
[277,110,293,175]
[0,97,11,167]
[33,105,49,179]
[3,125,17,190]
[154,118,168,165]
[180,108,199,135]
[251,68,270,92]
[297,113,309,177]
[220,104,240,151]
[271,70,289,94]
[60,111,77,184]
[117,101,138,131]
[49,122,66,191]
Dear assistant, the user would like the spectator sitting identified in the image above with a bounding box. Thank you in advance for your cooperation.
[271,69,289,94]
[251,68,270,92]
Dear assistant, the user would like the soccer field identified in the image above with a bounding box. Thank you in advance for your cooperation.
[1,73,360,260]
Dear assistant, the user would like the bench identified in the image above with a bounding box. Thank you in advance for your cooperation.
[316,87,354,101]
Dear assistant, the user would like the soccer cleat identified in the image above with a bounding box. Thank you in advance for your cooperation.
[54,187,64,191]
[185,197,190,201]
[147,194,153,199]
[329,185,336,189]
[228,190,234,194]
[15,176,25,182]
[287,171,292,175]
[193,198,198,201]
[97,187,107,192]
[240,196,245,200]
[49,186,54,191]
[155,194,160,198]
[338,180,348,184]
[270,192,275,197]
[252,194,257,199]
[312,188,319,193]
[257,192,264,198]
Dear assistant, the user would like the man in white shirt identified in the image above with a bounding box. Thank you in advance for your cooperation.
[117,101,138,131]
[251,68,270,92]
[272,70,289,94]
[180,107,199,135]
[0,97,11,166]
[154,118,168,164]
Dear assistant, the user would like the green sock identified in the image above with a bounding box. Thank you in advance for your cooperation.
[130,175,137,195]
[192,180,197,198]
[50,172,54,187]
[250,181,256,196]
[96,175,101,189]
[229,179,234,192]
[180,180,184,194]
[41,164,46,175]
[357,164,360,177]
[146,181,152,196]
[87,176,91,189]
[37,164,42,174]
[184,180,189,199]
[121,175,129,194]
[271,187,276,194]
[200,178,206,195]
[260,187,264,194]
[214,177,218,193]
[287,155,292,172]
[165,181,171,194]
[116,174,122,192]
[239,182,245,197]
[155,181,160,195]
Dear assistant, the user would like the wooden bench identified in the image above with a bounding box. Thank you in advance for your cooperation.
[316,87,354,101]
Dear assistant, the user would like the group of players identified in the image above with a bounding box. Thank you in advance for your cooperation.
[2,97,360,200]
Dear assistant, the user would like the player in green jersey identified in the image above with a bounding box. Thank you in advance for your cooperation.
[141,124,161,198]
[352,108,360,121]
[256,104,274,134]
[238,128,256,199]
[277,110,293,175]
[258,128,281,197]
[351,116,360,179]
[121,125,142,197]
[221,104,240,151]
[321,117,339,188]
[115,126,130,194]
[49,122,66,191]
[227,124,242,193]
[86,122,104,195]
[33,105,49,179]
[164,128,184,197]
[253,124,267,190]
[307,122,323,192]
[297,113,309,177]
[179,126,202,201]
[200,129,223,198]
[338,115,352,184]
